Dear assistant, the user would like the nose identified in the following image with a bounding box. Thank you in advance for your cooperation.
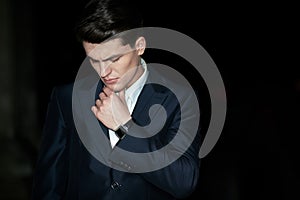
[100,62,112,78]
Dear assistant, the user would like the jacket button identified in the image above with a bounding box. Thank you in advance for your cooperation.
[111,181,121,190]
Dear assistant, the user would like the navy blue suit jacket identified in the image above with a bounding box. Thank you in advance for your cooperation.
[32,66,201,200]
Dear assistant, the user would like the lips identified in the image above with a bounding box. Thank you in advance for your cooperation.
[103,77,119,84]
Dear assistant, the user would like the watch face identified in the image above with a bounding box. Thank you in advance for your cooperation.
[121,119,133,133]
[115,129,126,139]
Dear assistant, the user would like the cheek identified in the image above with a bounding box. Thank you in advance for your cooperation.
[120,61,134,74]
[89,61,101,74]
[117,54,139,73]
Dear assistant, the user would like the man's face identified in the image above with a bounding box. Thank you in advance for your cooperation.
[83,38,144,92]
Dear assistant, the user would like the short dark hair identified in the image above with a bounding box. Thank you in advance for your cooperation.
[75,0,143,45]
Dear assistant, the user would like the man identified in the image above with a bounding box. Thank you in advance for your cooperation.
[31,0,201,199]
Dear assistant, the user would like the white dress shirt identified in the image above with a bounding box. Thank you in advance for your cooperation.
[109,59,149,148]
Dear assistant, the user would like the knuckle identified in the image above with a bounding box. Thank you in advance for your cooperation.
[99,104,105,111]
[96,100,101,106]
[96,112,101,119]
[102,99,109,105]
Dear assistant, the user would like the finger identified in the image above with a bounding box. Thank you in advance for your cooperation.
[95,99,102,107]
[102,86,113,96]
[91,105,98,115]
[99,92,106,100]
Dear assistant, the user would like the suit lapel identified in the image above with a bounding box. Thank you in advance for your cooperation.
[93,80,109,137]
[132,67,169,124]
[74,77,112,174]
[76,78,109,139]
[132,84,167,125]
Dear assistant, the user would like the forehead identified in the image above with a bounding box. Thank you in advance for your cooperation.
[83,38,131,60]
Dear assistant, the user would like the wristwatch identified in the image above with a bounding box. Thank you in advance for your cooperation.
[115,119,134,139]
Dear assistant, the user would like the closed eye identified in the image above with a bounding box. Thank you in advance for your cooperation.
[88,57,99,64]
[112,56,121,63]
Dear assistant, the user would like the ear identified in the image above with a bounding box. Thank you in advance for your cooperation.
[135,37,146,55]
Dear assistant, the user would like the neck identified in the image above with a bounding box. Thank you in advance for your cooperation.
[126,63,144,89]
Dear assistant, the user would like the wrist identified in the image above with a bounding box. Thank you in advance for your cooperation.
[119,117,133,133]
[115,118,134,139]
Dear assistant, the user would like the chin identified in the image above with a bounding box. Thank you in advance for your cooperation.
[107,84,126,93]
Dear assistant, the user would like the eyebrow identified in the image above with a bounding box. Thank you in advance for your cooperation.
[88,54,122,62]
[102,54,122,62]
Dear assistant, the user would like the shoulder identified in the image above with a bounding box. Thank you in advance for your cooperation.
[52,82,74,97]
[49,83,73,114]
[47,82,75,126]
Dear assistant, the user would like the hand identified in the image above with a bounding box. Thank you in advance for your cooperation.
[91,87,131,131]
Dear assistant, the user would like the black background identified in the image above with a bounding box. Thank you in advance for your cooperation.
[1,0,299,199]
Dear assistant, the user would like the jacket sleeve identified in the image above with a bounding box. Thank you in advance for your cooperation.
[140,106,201,199]
[31,87,69,200]
[109,89,201,199]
